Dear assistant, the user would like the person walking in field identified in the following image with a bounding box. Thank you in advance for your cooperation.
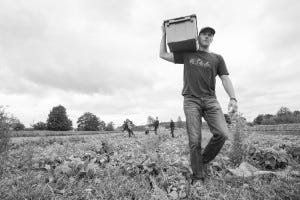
[170,119,175,138]
[153,117,159,135]
[160,24,238,184]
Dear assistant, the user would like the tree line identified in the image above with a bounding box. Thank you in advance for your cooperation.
[3,105,186,132]
[1,105,115,131]
[5,105,299,132]
[32,105,115,131]
[252,106,300,125]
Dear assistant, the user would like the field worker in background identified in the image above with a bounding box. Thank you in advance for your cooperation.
[153,117,160,135]
[170,119,175,138]
[123,119,135,137]
[122,121,128,133]
[127,120,135,137]
[159,25,238,184]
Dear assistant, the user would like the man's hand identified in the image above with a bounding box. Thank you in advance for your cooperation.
[159,21,175,62]
[228,99,238,114]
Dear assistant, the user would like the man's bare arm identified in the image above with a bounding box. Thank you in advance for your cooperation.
[159,24,174,62]
[220,75,236,98]
[220,75,238,113]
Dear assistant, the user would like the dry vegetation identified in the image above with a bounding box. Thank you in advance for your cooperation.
[1,124,300,200]
[10,130,120,138]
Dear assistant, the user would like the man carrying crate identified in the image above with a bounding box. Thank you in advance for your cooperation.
[159,23,238,184]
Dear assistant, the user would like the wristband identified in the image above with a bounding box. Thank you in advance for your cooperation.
[230,97,237,102]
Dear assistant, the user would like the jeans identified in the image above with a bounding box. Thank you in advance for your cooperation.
[154,126,158,135]
[184,96,229,179]
[170,127,175,138]
[127,129,134,137]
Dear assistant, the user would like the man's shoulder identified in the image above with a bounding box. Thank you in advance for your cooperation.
[193,51,223,59]
[209,52,223,59]
[207,52,225,65]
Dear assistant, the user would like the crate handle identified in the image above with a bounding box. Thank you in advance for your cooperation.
[164,16,194,27]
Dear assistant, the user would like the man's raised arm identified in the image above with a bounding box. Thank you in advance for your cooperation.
[159,23,175,63]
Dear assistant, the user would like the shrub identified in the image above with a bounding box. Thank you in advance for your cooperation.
[12,121,25,131]
[77,112,102,131]
[0,106,10,154]
[32,121,47,130]
[105,122,115,131]
[0,106,11,177]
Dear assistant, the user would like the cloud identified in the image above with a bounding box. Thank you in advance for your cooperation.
[0,0,157,95]
[1,0,300,126]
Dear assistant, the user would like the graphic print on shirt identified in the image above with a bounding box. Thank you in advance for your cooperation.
[189,57,211,69]
[187,55,213,91]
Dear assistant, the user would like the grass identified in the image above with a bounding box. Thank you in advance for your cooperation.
[1,127,300,200]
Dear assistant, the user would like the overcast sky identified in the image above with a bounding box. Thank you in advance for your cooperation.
[1,0,300,128]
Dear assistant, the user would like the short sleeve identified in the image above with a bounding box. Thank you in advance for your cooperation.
[217,55,229,76]
[173,52,185,64]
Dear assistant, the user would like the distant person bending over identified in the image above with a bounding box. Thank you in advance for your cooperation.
[122,121,128,133]
[170,119,175,138]
[153,117,160,135]
[127,120,135,137]
[160,24,238,184]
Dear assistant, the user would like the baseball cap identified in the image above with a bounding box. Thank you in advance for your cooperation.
[199,27,215,35]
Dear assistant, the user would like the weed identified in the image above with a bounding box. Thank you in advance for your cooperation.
[68,136,86,143]
[0,106,10,154]
[229,113,248,166]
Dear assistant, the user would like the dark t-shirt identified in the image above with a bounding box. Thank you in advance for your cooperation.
[174,50,229,97]
[170,121,175,128]
[154,120,159,128]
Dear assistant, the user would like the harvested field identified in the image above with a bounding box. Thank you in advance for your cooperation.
[1,128,300,200]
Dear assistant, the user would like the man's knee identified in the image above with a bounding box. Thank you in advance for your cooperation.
[214,132,228,141]
[210,122,229,140]
[189,136,201,150]
[220,127,229,140]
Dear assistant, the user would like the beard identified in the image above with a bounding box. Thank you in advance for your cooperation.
[198,39,211,48]
[199,42,210,48]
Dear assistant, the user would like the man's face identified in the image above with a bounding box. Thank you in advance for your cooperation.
[198,31,214,48]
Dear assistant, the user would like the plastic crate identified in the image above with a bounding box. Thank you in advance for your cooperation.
[164,14,198,53]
